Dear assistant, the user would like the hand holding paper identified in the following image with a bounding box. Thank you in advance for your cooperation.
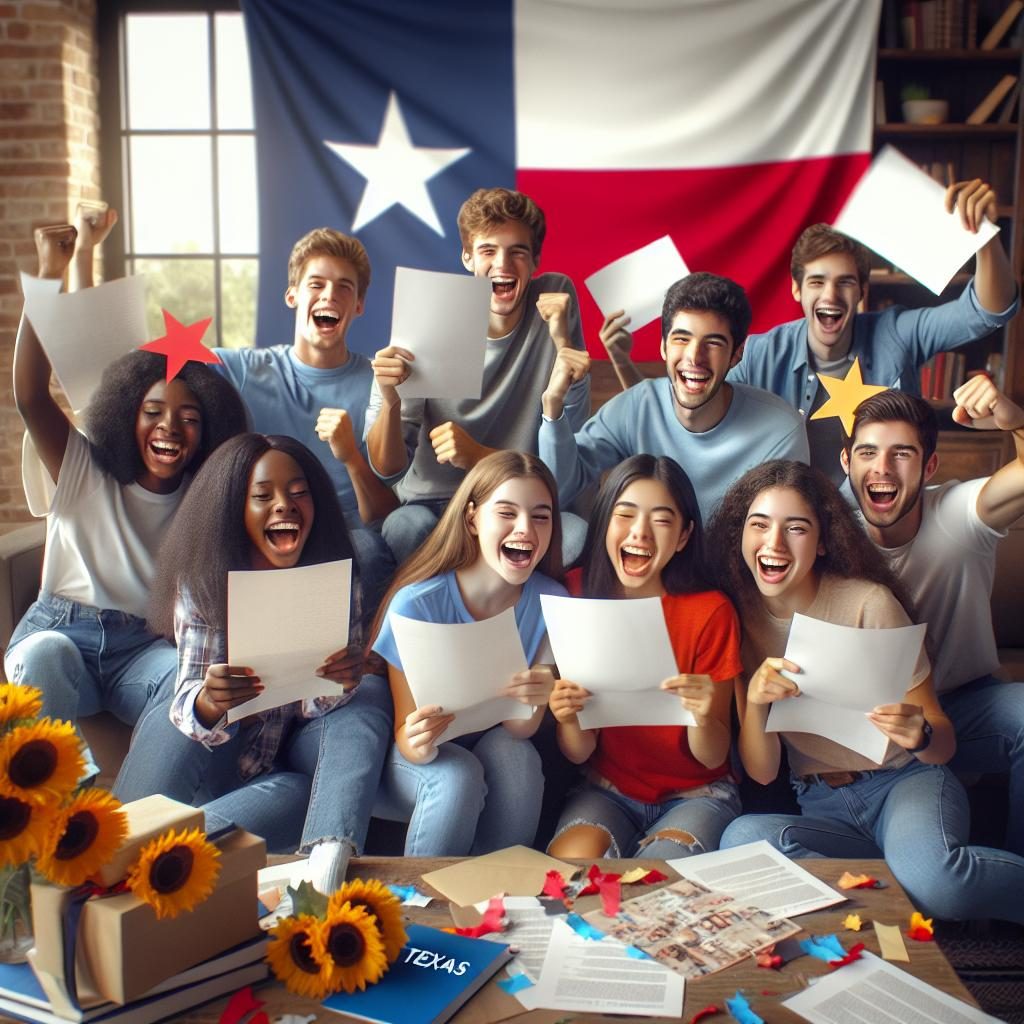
[403,704,456,762]
[661,673,715,720]
[747,657,802,704]
[195,663,263,728]
[548,677,592,724]
[598,310,634,363]
[370,344,414,396]
[865,702,929,752]
[945,177,997,234]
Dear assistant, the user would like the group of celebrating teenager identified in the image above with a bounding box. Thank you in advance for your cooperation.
[6,183,1024,922]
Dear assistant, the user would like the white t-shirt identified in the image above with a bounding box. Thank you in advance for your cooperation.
[40,430,186,619]
[875,478,1005,694]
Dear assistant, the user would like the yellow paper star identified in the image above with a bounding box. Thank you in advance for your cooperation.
[809,356,888,436]
[844,913,863,932]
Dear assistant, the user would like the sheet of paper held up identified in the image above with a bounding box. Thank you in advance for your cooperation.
[833,145,999,294]
[667,840,845,918]
[584,236,689,330]
[783,951,1002,1023]
[765,613,926,763]
[390,267,491,400]
[390,607,532,742]
[20,273,149,413]
[539,594,692,729]
[225,559,352,722]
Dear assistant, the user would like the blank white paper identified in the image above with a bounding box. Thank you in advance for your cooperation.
[584,236,689,330]
[390,267,491,399]
[225,560,352,722]
[833,146,999,294]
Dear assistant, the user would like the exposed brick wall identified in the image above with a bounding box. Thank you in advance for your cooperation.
[0,0,100,533]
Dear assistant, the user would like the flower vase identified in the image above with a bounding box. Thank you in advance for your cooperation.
[0,863,34,963]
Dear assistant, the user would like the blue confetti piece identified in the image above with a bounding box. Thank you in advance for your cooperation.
[497,973,534,994]
[726,990,764,1024]
[800,934,847,962]
[386,883,418,903]
[565,912,605,941]
[625,945,653,960]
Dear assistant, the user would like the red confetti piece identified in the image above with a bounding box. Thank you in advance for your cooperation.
[828,942,866,969]
[642,868,668,883]
[454,895,506,937]
[756,951,783,970]
[542,869,570,902]
[218,986,264,1024]
[907,926,935,942]
[690,1005,721,1023]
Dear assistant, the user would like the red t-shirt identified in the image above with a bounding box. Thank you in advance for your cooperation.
[580,587,742,803]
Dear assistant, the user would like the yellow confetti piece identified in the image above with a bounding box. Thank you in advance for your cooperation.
[618,868,651,884]
[838,871,876,890]
[909,911,934,936]
[844,913,863,932]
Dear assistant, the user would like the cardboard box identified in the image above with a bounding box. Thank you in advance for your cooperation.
[31,828,266,1011]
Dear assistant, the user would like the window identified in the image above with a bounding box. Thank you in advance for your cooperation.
[99,2,258,349]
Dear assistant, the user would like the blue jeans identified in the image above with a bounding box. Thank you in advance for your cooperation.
[551,777,741,859]
[720,761,1024,923]
[119,675,393,856]
[941,674,1024,856]
[349,525,396,616]
[382,502,588,569]
[4,592,178,778]
[373,711,544,856]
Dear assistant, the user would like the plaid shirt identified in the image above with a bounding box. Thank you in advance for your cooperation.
[169,583,367,781]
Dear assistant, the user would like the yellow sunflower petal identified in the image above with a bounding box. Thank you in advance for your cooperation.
[330,878,408,962]
[0,685,43,728]
[0,720,84,806]
[37,789,128,888]
[127,827,221,919]
[267,915,334,999]
[0,795,55,867]
[314,901,388,994]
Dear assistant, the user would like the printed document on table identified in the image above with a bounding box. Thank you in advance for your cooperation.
[540,594,693,729]
[476,897,553,986]
[523,918,684,1016]
[833,145,999,294]
[226,559,351,722]
[20,273,149,413]
[765,614,926,763]
[391,267,491,399]
[666,840,845,918]
[783,951,1002,1023]
[390,607,532,741]
[584,236,689,330]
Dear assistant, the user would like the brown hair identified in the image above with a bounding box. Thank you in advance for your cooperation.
[457,188,546,261]
[661,272,752,351]
[287,227,371,297]
[370,450,562,645]
[847,389,939,461]
[707,459,915,618]
[790,224,871,289]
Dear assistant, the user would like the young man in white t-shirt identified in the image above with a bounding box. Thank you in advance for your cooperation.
[841,381,1024,854]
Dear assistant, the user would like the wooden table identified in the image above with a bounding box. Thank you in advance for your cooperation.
[228,854,978,1024]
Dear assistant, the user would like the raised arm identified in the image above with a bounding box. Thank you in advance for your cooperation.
[13,225,78,484]
[946,179,1017,314]
[366,345,414,478]
[68,202,118,292]
[315,407,398,522]
[599,309,644,389]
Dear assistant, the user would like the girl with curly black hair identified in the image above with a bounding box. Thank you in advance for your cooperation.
[709,460,1024,924]
[4,224,246,781]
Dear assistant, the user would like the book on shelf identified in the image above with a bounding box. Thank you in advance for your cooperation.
[980,0,1024,48]
[322,923,513,1024]
[997,77,1022,121]
[919,351,967,400]
[966,73,1018,123]
[0,935,268,1024]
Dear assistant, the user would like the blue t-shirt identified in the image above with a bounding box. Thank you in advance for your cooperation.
[215,345,374,527]
[373,570,567,670]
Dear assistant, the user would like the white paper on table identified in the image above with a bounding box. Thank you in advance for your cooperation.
[390,607,532,742]
[477,896,554,986]
[20,273,149,413]
[584,236,689,330]
[833,145,999,294]
[524,917,684,1016]
[783,951,1002,1023]
[765,614,926,763]
[390,267,491,399]
[225,559,351,722]
[666,840,845,918]
[540,594,693,729]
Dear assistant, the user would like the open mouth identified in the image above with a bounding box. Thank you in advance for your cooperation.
[265,520,302,553]
[491,277,516,300]
[756,555,791,585]
[676,368,712,394]
[865,482,898,509]
[620,544,654,577]
[500,539,534,568]
[312,308,340,329]
[814,305,845,332]
[148,440,183,465]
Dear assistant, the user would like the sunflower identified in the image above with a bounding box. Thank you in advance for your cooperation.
[0,720,83,806]
[37,789,128,887]
[0,685,43,728]
[267,915,334,999]
[330,878,408,962]
[127,827,221,919]
[0,794,54,867]
[314,900,388,994]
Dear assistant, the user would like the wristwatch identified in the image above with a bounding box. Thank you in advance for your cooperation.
[909,719,933,754]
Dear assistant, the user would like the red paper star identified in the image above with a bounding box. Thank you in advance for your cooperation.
[140,309,221,380]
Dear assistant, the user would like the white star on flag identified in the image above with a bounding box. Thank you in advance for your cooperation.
[324,91,471,235]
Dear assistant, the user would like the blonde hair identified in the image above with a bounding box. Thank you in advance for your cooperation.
[287,227,371,297]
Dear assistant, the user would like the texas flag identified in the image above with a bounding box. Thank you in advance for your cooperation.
[243,0,880,359]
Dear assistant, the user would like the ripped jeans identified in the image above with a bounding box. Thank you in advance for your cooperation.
[550,775,741,859]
